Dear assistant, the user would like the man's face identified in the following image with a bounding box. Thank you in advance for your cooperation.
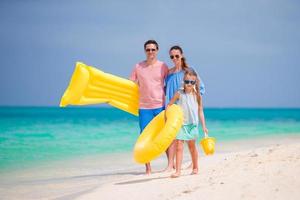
[145,43,158,60]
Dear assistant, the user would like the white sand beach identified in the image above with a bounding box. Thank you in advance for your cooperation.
[1,135,300,200]
[76,136,300,200]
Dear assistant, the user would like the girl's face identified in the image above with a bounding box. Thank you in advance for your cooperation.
[183,74,197,92]
[169,49,182,66]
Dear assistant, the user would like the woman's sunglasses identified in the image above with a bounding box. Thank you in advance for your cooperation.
[184,80,196,85]
[170,55,180,59]
[145,48,156,52]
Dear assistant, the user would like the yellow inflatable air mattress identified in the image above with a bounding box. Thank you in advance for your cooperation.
[60,62,139,116]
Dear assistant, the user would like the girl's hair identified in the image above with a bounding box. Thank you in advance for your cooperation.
[169,45,188,71]
[184,68,200,94]
[184,68,197,77]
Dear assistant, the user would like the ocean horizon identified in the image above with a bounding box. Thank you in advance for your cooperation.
[1,106,300,172]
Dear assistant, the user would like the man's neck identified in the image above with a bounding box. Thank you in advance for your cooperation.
[146,58,157,66]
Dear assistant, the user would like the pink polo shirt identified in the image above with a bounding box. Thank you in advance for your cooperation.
[130,60,168,109]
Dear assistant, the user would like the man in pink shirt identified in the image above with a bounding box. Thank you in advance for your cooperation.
[130,40,168,174]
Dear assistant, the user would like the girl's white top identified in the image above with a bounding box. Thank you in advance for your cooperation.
[177,89,199,125]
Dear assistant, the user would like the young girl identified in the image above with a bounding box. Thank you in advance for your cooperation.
[167,68,208,178]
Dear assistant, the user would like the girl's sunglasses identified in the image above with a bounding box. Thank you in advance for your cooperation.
[184,80,196,85]
[170,55,180,59]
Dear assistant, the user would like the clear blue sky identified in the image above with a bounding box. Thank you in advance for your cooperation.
[1,0,299,107]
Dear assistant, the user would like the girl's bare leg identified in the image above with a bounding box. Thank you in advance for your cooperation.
[187,140,198,174]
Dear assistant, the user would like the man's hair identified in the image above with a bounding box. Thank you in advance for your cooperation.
[144,40,159,50]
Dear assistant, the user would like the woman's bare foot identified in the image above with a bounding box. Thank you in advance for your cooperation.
[171,172,181,178]
[163,167,173,172]
[163,165,175,172]
[190,168,198,175]
[185,163,193,170]
[146,169,151,175]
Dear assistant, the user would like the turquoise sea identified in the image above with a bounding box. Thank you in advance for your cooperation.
[1,107,300,172]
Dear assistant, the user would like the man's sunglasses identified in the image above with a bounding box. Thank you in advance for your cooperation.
[170,55,180,59]
[145,48,156,52]
[184,80,196,85]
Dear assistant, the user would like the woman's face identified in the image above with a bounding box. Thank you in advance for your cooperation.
[169,49,182,66]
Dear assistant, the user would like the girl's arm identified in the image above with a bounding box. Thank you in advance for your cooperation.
[167,92,180,108]
[165,92,180,120]
[197,93,208,137]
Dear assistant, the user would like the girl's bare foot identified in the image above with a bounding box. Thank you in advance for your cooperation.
[171,172,181,178]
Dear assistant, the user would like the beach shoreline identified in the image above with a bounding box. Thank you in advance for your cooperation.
[75,136,300,200]
[1,134,300,200]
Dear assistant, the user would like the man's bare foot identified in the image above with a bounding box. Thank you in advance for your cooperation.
[171,172,181,178]
[191,168,198,175]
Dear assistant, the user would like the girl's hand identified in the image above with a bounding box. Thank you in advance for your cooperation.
[164,105,169,121]
[203,127,209,137]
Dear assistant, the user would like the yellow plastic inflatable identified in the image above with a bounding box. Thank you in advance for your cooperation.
[200,137,216,155]
[134,104,183,164]
[60,62,139,116]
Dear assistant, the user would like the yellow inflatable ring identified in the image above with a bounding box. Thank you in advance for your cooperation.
[60,62,139,116]
[134,104,183,163]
